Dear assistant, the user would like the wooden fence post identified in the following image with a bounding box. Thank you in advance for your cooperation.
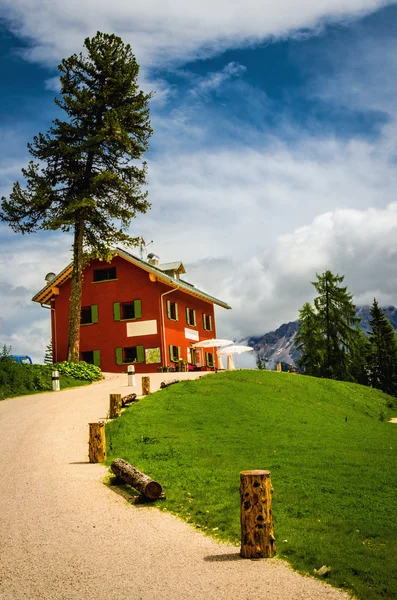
[88,422,106,463]
[109,393,122,419]
[142,376,150,395]
[240,469,276,558]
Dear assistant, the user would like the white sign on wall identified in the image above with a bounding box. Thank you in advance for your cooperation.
[184,327,199,341]
[127,320,158,337]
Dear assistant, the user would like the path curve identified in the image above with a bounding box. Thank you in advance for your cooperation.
[0,374,352,600]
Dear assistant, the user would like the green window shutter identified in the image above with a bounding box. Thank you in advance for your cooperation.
[169,345,174,362]
[208,315,212,331]
[205,352,209,365]
[115,347,123,365]
[113,302,121,321]
[192,310,196,327]
[177,347,181,360]
[93,350,101,367]
[186,307,190,324]
[137,345,144,363]
[91,304,98,324]
[203,314,207,330]
[166,299,171,319]
[134,299,142,319]
[175,303,179,321]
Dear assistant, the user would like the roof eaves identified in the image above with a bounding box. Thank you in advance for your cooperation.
[31,247,231,310]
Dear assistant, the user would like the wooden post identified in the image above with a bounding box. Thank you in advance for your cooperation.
[240,469,276,558]
[109,393,122,419]
[142,376,150,395]
[276,362,282,372]
[88,422,106,463]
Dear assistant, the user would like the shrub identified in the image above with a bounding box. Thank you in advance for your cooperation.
[0,361,53,399]
[54,361,103,381]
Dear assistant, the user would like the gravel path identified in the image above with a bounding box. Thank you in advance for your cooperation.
[0,374,352,600]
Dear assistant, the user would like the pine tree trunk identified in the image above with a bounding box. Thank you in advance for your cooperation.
[67,216,85,362]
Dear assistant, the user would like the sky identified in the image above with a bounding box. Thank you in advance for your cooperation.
[1,0,397,363]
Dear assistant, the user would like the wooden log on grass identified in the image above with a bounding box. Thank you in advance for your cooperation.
[88,422,106,463]
[160,379,180,389]
[111,458,162,499]
[109,393,122,419]
[142,376,150,395]
[121,393,138,407]
[240,469,276,558]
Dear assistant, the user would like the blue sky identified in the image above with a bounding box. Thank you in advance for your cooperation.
[1,0,397,362]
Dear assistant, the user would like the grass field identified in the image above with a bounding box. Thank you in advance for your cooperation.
[105,371,397,600]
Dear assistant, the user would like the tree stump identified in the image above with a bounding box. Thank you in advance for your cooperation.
[240,469,276,558]
[109,393,122,419]
[111,458,162,499]
[142,376,150,395]
[88,422,106,463]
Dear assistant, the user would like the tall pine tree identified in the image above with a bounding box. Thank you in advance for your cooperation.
[295,271,361,381]
[0,32,152,362]
[367,299,397,396]
[295,302,322,376]
[313,270,360,380]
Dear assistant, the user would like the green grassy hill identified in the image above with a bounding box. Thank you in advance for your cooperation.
[106,371,397,600]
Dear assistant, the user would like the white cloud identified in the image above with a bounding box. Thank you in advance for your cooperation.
[186,202,397,340]
[191,62,247,97]
[1,0,392,68]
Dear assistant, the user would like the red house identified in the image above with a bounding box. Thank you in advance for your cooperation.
[32,248,231,373]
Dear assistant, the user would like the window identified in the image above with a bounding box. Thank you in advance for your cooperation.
[166,300,179,321]
[113,300,142,321]
[186,307,196,327]
[203,313,212,331]
[115,345,144,365]
[205,352,214,367]
[81,350,100,366]
[93,266,117,282]
[80,305,98,325]
[169,345,181,362]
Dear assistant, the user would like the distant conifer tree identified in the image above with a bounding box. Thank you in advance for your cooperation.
[0,32,152,363]
[256,353,265,370]
[367,299,397,396]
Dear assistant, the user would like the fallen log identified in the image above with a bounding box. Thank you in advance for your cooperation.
[121,393,138,407]
[160,379,181,389]
[111,458,163,500]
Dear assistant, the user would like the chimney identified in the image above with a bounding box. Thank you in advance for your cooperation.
[147,253,160,266]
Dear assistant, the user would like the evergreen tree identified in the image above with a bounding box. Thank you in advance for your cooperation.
[312,270,360,380]
[0,32,152,362]
[295,302,322,376]
[348,327,370,386]
[367,299,397,396]
[256,353,265,370]
[44,341,53,365]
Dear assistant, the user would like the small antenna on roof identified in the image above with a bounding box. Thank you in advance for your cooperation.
[139,238,153,260]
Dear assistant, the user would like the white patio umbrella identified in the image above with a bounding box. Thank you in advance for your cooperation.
[218,345,253,370]
[192,339,233,370]
[192,339,233,348]
[227,354,235,370]
[218,345,253,355]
